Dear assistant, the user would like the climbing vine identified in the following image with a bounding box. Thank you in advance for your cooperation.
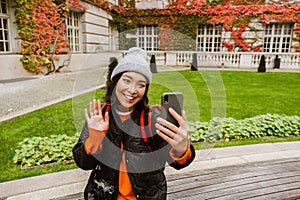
[15,0,86,74]
[94,0,300,52]
[15,0,300,73]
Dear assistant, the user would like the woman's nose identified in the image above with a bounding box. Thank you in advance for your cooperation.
[128,84,137,93]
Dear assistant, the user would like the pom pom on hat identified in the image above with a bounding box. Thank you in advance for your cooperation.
[111,47,152,83]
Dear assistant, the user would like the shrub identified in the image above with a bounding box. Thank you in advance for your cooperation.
[258,55,266,72]
[189,114,300,142]
[188,121,209,142]
[150,55,157,73]
[13,114,300,168]
[13,133,79,169]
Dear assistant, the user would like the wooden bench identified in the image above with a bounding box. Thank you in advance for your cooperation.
[55,157,300,200]
[167,157,300,200]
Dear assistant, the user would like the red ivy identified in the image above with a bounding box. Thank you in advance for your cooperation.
[16,0,70,73]
[222,41,234,52]
[93,1,300,52]
[68,0,87,11]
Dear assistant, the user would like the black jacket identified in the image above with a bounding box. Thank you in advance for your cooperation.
[73,106,195,200]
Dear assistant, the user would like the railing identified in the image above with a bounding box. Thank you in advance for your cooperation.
[146,51,300,69]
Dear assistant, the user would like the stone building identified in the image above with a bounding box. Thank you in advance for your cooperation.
[0,0,299,80]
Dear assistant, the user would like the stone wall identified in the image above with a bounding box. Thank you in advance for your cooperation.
[0,1,118,81]
[81,1,114,52]
[0,52,123,81]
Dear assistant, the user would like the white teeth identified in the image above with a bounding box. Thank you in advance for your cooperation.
[125,95,134,100]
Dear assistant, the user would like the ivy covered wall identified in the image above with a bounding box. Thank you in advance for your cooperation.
[95,0,300,52]
[15,0,86,73]
[14,0,300,73]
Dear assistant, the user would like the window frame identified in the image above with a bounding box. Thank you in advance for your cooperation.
[197,24,222,52]
[263,23,293,53]
[137,25,159,51]
[66,10,82,52]
[0,0,11,53]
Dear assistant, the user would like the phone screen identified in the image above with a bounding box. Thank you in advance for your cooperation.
[161,92,183,127]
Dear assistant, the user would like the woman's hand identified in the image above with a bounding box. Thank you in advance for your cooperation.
[85,99,109,131]
[84,99,109,154]
[155,108,189,156]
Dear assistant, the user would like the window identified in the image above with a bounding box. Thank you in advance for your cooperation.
[66,11,81,52]
[263,23,293,53]
[0,0,10,52]
[138,25,158,51]
[197,25,222,52]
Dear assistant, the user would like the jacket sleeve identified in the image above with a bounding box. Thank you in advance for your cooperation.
[169,144,196,170]
[72,121,99,170]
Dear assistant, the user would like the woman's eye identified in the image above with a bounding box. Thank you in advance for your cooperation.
[123,79,130,83]
[137,84,146,88]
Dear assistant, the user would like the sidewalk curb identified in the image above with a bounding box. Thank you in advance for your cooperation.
[0,169,89,200]
[165,141,300,175]
[1,141,299,200]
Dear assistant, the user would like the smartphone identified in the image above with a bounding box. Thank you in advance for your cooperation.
[161,92,183,127]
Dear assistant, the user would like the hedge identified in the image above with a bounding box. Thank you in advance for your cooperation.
[13,114,299,168]
[188,114,300,143]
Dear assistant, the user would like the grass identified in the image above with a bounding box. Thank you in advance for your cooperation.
[0,70,300,182]
[149,70,300,121]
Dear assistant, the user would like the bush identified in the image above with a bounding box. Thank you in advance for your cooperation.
[258,55,266,72]
[188,121,209,142]
[189,114,300,142]
[150,54,157,73]
[13,114,300,168]
[13,133,79,169]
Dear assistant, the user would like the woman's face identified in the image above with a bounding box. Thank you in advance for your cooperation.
[115,72,147,112]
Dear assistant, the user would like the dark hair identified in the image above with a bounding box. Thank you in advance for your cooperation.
[104,72,149,110]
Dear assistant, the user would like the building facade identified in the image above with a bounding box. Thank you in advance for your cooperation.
[0,0,299,80]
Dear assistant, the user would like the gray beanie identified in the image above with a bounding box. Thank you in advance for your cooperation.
[111,47,152,83]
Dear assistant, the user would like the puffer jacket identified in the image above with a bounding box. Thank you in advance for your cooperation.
[73,106,195,200]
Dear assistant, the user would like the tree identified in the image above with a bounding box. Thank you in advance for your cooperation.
[150,55,157,73]
[191,53,198,71]
[257,55,266,72]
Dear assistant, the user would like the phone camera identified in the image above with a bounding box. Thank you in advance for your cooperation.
[163,95,168,104]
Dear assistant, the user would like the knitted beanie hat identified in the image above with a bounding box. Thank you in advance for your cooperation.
[111,47,152,83]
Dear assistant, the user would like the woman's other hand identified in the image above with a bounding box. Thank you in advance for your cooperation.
[155,108,189,156]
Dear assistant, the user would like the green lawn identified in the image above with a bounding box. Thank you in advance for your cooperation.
[149,70,300,121]
[0,70,300,182]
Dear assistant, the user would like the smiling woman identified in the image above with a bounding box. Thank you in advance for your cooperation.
[115,72,147,112]
[72,47,195,200]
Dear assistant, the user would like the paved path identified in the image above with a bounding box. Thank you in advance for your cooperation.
[0,68,107,122]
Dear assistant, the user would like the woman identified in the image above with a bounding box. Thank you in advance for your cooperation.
[73,47,195,200]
